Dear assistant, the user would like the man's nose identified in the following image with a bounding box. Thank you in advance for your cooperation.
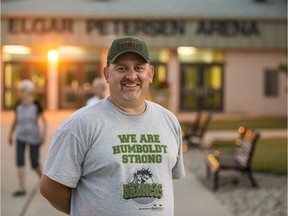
[125,68,137,80]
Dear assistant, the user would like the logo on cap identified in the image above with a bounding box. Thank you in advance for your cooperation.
[117,41,143,51]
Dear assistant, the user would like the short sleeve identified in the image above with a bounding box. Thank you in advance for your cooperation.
[34,100,43,115]
[172,123,186,179]
[43,129,86,188]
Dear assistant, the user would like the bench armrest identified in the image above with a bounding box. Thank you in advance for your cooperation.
[206,153,220,172]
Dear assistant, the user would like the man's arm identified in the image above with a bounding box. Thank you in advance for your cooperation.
[40,174,72,215]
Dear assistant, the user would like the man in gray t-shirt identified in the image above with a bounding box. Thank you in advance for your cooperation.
[40,36,185,216]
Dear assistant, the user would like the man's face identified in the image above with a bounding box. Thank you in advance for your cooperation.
[104,52,154,104]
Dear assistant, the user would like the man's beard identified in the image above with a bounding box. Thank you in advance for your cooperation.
[121,88,141,101]
[120,78,142,101]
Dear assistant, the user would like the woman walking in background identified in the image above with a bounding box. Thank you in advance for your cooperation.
[8,79,47,197]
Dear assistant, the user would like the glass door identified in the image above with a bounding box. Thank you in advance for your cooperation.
[180,63,223,111]
[3,62,47,109]
[59,62,100,109]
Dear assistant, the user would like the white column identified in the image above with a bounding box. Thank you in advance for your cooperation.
[167,49,180,113]
[47,50,59,110]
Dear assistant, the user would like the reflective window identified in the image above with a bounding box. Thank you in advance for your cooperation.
[149,49,169,90]
[4,62,47,109]
[264,69,278,97]
[148,49,170,108]
[59,62,100,108]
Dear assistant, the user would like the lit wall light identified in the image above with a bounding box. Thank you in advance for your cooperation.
[2,45,31,54]
[48,49,59,63]
[177,47,197,56]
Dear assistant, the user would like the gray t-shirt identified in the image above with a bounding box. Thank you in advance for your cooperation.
[44,98,185,216]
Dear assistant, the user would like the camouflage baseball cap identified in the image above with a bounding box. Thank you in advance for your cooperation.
[107,36,150,64]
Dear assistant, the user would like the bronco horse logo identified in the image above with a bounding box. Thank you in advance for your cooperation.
[132,168,153,184]
[122,168,163,205]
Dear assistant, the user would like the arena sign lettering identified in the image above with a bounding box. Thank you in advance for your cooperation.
[8,18,74,34]
[7,18,260,38]
[86,19,186,36]
[196,20,260,36]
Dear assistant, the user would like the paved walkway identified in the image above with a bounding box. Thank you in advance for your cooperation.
[1,111,286,216]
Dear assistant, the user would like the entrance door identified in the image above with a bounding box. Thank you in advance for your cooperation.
[59,62,100,109]
[180,63,223,111]
[3,62,47,109]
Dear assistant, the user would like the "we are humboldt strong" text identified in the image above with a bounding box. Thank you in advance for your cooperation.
[112,134,168,164]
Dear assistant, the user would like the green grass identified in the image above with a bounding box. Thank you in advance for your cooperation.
[181,117,287,130]
[182,117,287,174]
[211,138,287,175]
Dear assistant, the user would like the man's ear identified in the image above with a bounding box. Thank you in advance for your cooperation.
[103,67,109,83]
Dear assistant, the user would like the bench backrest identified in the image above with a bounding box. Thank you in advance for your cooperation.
[234,128,260,168]
[192,112,212,137]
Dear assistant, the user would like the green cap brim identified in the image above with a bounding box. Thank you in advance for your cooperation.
[108,50,150,63]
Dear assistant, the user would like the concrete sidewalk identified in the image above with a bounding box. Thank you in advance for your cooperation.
[1,111,69,216]
[173,163,231,216]
[1,111,285,216]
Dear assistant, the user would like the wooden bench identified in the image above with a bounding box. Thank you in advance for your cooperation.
[205,126,260,190]
[182,111,212,151]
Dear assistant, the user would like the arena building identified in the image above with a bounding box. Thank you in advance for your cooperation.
[1,0,286,116]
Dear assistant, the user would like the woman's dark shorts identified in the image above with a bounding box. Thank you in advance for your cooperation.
[16,139,40,169]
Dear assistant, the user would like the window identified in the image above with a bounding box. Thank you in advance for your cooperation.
[149,49,169,89]
[264,69,278,97]
[4,62,47,109]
